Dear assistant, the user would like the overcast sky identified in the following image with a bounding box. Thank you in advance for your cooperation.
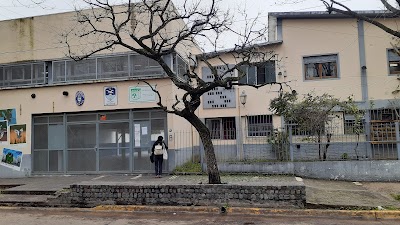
[0,0,387,21]
[0,0,390,51]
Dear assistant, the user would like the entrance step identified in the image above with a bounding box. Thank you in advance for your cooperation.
[0,194,55,207]
[0,189,57,195]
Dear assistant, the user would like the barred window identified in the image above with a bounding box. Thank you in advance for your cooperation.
[344,114,365,135]
[206,117,236,140]
[247,115,273,137]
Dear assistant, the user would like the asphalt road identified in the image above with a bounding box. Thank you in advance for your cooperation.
[1,208,399,225]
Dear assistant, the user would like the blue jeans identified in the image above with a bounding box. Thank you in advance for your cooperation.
[154,155,163,176]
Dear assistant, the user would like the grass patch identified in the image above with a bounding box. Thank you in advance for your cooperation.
[391,194,400,201]
[383,205,399,210]
[173,162,202,173]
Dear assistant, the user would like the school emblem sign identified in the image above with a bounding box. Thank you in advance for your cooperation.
[75,91,85,106]
[129,86,156,103]
[104,86,118,106]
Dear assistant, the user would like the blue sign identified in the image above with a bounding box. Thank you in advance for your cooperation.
[75,91,85,106]
[104,86,117,106]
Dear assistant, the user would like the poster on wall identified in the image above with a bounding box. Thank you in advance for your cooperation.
[129,86,156,103]
[1,148,22,171]
[134,124,141,147]
[0,120,7,143]
[10,124,26,145]
[0,109,17,126]
[104,86,118,106]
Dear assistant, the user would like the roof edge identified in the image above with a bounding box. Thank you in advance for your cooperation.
[201,40,283,58]
[269,10,395,19]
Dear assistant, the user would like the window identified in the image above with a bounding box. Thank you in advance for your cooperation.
[247,115,273,137]
[344,114,365,135]
[388,49,400,75]
[0,63,46,87]
[206,117,236,139]
[173,53,189,82]
[66,59,96,81]
[304,54,338,80]
[97,55,129,79]
[130,54,163,77]
[238,61,276,85]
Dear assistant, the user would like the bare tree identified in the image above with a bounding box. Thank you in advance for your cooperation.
[64,0,282,184]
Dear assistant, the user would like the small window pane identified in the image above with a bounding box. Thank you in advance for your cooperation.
[34,117,48,124]
[67,124,96,148]
[67,114,97,122]
[4,64,32,86]
[32,63,45,84]
[49,116,63,123]
[66,59,96,81]
[33,150,48,172]
[247,115,273,137]
[133,111,149,119]
[53,61,66,82]
[34,125,48,149]
[99,122,130,148]
[206,119,221,139]
[99,149,129,171]
[304,54,338,80]
[151,111,166,118]
[99,112,129,121]
[130,54,163,77]
[206,117,236,140]
[389,61,400,75]
[49,150,64,172]
[97,55,129,79]
[67,150,96,171]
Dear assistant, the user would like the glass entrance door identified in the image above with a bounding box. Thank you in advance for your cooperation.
[66,123,97,172]
[133,120,152,171]
[33,110,167,174]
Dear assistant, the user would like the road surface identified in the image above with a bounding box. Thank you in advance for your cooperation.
[1,207,398,225]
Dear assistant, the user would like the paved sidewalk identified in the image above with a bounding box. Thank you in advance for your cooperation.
[0,174,399,209]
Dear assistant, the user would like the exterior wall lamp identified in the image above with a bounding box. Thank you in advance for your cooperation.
[63,91,69,96]
[240,90,247,106]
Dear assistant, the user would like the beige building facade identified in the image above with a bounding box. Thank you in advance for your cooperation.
[0,9,399,177]
[197,11,400,163]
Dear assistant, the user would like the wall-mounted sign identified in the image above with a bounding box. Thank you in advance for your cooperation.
[104,86,118,106]
[75,91,85,106]
[10,124,26,145]
[0,109,17,126]
[0,120,8,144]
[1,148,22,171]
[129,86,156,103]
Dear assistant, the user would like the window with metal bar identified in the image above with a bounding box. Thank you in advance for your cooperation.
[205,117,236,140]
[247,115,273,137]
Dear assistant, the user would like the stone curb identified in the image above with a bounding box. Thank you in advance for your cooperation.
[93,205,400,220]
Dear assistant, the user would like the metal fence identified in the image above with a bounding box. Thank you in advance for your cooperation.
[172,121,400,169]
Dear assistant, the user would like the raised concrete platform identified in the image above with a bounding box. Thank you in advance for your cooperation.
[56,181,306,208]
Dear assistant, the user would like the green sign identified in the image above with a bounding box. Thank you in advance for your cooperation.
[129,86,156,103]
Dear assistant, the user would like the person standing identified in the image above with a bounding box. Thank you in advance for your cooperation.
[151,136,168,178]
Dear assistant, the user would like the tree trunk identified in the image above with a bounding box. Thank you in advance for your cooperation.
[184,112,221,184]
